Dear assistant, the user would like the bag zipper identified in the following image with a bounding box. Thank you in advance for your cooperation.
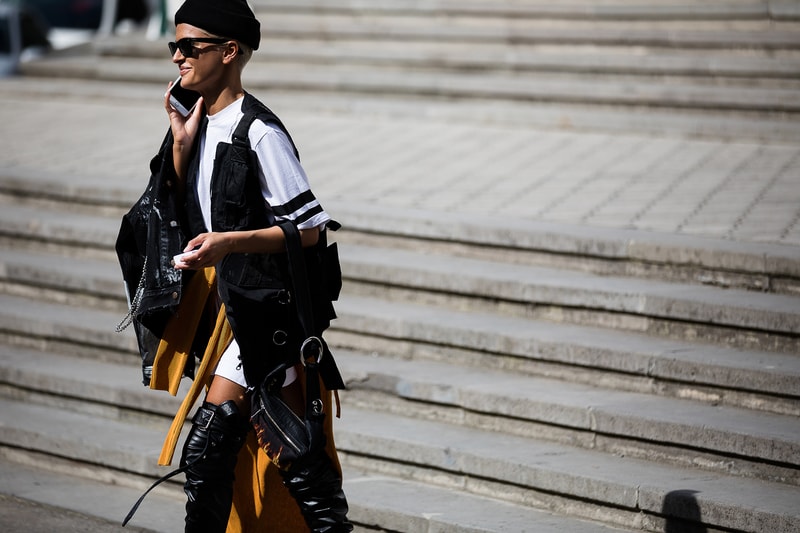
[254,394,304,456]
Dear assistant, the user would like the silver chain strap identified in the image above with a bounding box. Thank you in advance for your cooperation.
[115,255,148,332]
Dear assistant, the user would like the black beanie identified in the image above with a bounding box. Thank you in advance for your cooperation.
[174,0,261,51]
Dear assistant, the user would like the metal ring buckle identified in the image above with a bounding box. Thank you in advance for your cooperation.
[273,330,288,346]
[300,336,324,366]
[311,398,324,415]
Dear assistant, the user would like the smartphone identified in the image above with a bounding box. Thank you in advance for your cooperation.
[166,76,200,117]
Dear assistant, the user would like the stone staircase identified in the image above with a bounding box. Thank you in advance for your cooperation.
[18,0,800,141]
[1,1,800,532]
[1,127,799,532]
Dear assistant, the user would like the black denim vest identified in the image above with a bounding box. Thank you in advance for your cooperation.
[185,94,297,237]
[183,94,344,390]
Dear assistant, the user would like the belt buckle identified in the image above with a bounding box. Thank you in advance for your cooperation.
[198,409,215,430]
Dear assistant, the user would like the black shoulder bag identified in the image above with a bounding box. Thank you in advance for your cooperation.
[249,220,329,470]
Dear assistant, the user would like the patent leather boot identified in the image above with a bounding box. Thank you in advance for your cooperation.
[280,451,354,532]
[181,400,249,533]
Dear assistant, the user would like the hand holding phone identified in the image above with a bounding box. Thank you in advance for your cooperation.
[166,76,201,117]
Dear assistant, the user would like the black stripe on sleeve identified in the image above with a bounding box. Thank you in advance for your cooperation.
[293,204,324,225]
[271,190,317,217]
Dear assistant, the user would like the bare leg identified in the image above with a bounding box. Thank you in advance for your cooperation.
[206,375,249,414]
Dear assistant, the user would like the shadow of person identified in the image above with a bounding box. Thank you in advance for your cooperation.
[663,489,708,533]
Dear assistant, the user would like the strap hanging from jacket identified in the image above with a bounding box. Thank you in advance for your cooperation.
[277,219,316,342]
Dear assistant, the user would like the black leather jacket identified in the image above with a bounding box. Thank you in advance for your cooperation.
[116,123,189,384]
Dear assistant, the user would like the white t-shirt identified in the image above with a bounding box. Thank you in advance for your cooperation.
[196,97,330,231]
[197,97,329,389]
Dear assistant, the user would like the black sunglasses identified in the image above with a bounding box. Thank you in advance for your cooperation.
[168,37,230,58]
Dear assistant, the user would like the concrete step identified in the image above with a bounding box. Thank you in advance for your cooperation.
[0,455,638,533]
[3,167,800,296]
[335,406,800,533]
[247,10,800,50]
[0,276,800,464]
[0,393,637,533]
[273,43,800,82]
[242,63,800,114]
[330,295,800,413]
[18,54,800,115]
[2,235,798,415]
[0,344,182,419]
[2,182,799,342]
[0,165,139,212]
[0,293,136,360]
[18,1,800,122]
[3,217,799,392]
[0,456,637,533]
[3,335,798,484]
[0,396,168,479]
[4,177,799,330]
[251,0,800,22]
[342,471,636,533]
[4,73,799,142]
[329,202,800,295]
[0,201,120,253]
[0,247,124,303]
[339,352,800,483]
[341,243,800,338]
[4,224,799,346]
[98,35,800,81]
[0,455,184,533]
[1,350,797,532]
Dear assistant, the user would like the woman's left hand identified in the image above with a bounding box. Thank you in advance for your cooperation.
[174,232,233,270]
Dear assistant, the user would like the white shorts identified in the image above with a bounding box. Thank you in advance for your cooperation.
[212,338,248,388]
[213,337,298,388]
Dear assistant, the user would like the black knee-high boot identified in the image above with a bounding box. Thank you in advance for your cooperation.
[279,451,354,533]
[181,400,249,533]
